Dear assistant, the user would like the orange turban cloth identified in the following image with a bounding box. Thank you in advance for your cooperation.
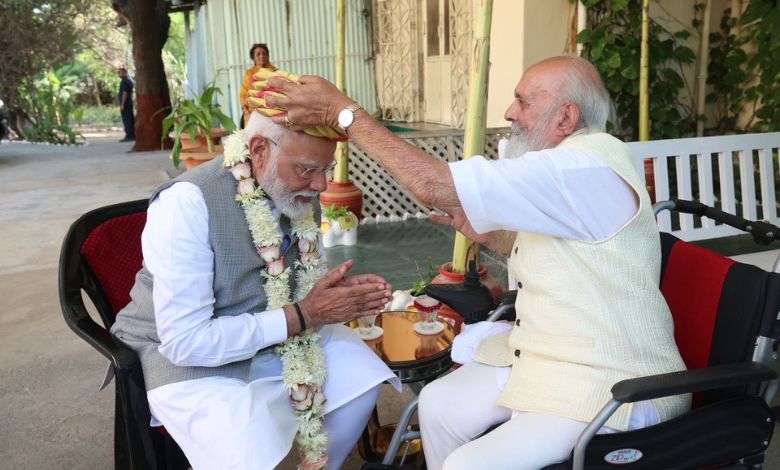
[246,68,346,142]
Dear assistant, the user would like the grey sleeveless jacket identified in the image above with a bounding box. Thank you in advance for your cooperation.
[111,156,301,390]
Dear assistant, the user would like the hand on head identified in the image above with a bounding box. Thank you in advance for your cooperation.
[297,260,393,328]
[247,70,350,141]
[258,74,354,133]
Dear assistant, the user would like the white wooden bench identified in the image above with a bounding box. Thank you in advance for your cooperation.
[628,132,780,241]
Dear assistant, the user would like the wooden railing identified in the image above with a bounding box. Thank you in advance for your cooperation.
[629,132,779,241]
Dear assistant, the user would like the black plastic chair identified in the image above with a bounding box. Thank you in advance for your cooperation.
[376,200,780,470]
[59,199,189,470]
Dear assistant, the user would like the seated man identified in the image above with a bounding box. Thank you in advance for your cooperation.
[259,55,691,469]
[111,109,400,470]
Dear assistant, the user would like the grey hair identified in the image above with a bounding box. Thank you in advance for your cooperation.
[244,111,288,147]
[554,55,611,132]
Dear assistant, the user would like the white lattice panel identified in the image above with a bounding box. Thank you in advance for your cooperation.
[350,128,512,222]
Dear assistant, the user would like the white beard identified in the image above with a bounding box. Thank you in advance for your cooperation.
[504,121,551,159]
[256,158,317,220]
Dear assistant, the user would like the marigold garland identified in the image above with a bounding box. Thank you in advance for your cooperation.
[223,130,328,469]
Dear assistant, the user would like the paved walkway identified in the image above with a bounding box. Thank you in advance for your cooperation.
[0,133,170,469]
[1,132,778,469]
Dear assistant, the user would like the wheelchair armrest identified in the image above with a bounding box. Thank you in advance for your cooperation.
[611,362,777,403]
[486,290,517,322]
[572,362,778,470]
[497,290,517,306]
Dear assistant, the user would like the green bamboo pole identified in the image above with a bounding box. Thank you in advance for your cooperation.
[450,0,494,274]
[334,0,349,183]
[695,0,711,137]
[638,0,650,141]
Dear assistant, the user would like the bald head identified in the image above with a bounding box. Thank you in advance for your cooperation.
[526,55,611,132]
[503,55,611,154]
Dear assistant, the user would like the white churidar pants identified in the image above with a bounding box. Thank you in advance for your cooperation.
[148,324,400,470]
[419,362,659,470]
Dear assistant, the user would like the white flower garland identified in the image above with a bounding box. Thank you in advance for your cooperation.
[223,130,328,469]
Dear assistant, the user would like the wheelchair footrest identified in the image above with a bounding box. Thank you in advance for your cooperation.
[578,396,774,469]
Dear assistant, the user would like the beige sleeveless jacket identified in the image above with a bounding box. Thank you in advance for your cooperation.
[475,132,690,431]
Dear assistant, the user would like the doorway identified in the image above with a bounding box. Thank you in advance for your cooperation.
[423,0,454,125]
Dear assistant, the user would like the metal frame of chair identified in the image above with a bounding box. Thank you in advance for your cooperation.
[377,199,780,469]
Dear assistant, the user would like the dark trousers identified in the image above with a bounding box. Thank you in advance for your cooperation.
[121,107,135,139]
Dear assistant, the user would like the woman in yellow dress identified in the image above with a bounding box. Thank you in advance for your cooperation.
[240,43,277,128]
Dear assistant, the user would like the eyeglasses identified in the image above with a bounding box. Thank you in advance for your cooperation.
[295,161,336,179]
[263,137,335,179]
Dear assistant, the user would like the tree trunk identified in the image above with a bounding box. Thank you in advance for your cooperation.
[92,76,102,107]
[116,0,172,152]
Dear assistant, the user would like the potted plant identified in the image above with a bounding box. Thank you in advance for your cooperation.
[161,82,236,170]
[320,205,358,248]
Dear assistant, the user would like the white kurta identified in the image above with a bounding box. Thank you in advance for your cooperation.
[449,146,638,240]
[143,182,400,469]
[422,143,660,470]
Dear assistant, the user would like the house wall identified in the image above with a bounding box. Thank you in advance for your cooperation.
[485,0,574,128]
[185,0,377,125]
[185,0,747,134]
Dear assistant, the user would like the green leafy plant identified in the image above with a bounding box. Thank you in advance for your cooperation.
[69,105,123,130]
[577,0,779,138]
[322,205,357,230]
[24,121,80,145]
[706,0,780,134]
[322,205,352,219]
[18,65,83,144]
[409,256,438,296]
[576,0,697,140]
[72,106,85,127]
[161,82,236,168]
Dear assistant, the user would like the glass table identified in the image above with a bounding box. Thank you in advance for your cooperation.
[352,310,459,466]
[357,311,457,385]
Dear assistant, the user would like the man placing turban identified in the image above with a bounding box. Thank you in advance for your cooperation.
[258,56,689,470]
[111,69,400,470]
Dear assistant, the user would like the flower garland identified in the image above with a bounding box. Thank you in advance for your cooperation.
[223,130,328,469]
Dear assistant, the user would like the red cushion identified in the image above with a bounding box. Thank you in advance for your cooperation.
[80,213,146,315]
[661,240,734,372]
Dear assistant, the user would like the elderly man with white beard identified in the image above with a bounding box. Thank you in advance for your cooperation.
[262,55,690,469]
[111,110,401,470]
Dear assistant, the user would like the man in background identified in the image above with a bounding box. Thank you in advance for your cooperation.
[117,67,135,142]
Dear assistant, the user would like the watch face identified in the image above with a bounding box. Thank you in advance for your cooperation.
[338,108,354,129]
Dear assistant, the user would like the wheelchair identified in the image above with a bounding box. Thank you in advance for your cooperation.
[370,199,780,470]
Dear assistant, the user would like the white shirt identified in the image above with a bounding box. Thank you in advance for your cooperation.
[143,181,289,367]
[449,147,638,241]
[449,144,641,366]
[144,181,399,442]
